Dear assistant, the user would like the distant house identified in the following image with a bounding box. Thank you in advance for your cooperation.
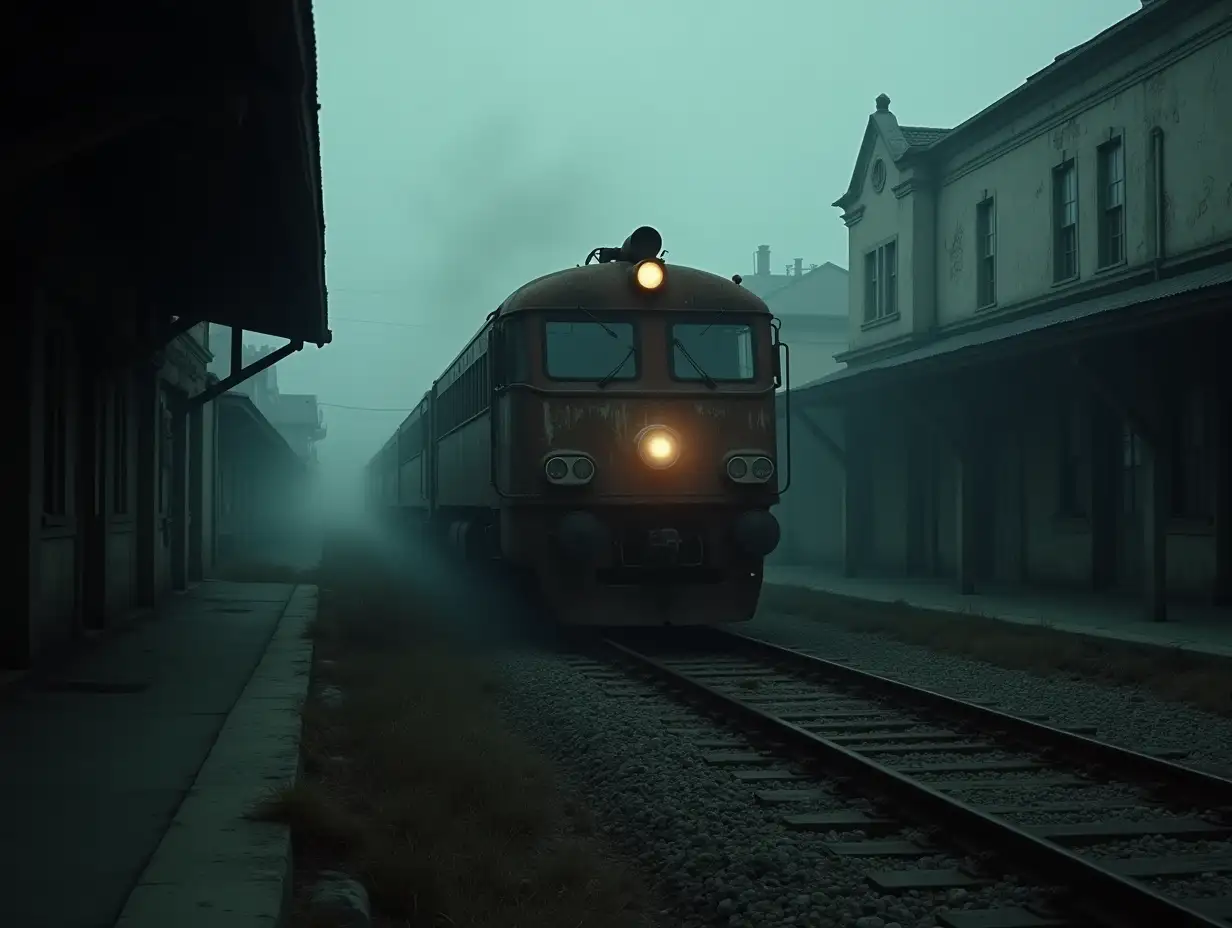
[741,245,848,388]
[206,325,326,564]
[206,325,326,466]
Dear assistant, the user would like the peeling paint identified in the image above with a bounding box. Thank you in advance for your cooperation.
[541,401,555,444]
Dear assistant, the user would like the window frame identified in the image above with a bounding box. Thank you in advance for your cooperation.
[541,316,641,383]
[1052,159,1079,283]
[976,195,997,309]
[862,238,898,325]
[667,320,759,384]
[1097,136,1127,270]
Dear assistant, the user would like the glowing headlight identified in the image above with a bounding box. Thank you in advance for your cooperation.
[634,260,665,291]
[636,425,680,469]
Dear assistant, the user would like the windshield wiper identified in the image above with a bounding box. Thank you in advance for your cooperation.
[672,337,716,389]
[578,305,621,341]
[596,346,636,389]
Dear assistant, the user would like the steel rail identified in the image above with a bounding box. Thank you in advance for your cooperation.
[716,628,1232,806]
[601,635,1230,928]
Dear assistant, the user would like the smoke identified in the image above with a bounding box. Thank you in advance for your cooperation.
[408,114,610,324]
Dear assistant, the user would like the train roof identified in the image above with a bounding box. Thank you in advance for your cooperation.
[497,261,770,316]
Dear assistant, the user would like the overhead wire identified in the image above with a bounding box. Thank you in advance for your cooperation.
[318,402,415,412]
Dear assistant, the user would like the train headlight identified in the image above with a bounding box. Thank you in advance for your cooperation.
[751,457,774,480]
[726,457,749,480]
[634,259,665,291]
[545,457,569,480]
[636,425,680,470]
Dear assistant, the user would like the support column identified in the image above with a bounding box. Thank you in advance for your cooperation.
[1140,439,1171,622]
[911,393,977,595]
[956,447,978,596]
[3,297,38,669]
[1072,350,1168,622]
[1089,403,1119,591]
[1214,389,1232,607]
[134,362,159,607]
[169,393,189,591]
[188,402,204,582]
[76,344,106,630]
[841,410,863,577]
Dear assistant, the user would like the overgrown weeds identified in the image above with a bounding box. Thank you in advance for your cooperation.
[759,585,1232,718]
[259,530,657,927]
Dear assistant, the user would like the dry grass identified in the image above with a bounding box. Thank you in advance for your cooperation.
[257,531,659,928]
[759,584,1232,718]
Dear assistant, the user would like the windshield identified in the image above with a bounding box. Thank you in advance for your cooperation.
[670,322,755,382]
[544,321,637,381]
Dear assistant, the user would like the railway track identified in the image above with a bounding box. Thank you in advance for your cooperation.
[589,627,1232,928]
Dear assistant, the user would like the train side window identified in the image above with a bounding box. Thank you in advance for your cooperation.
[670,322,756,382]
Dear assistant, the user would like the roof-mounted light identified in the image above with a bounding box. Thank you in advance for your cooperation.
[634,259,665,291]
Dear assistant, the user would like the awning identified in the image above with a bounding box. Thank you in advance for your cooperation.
[793,261,1232,406]
[11,2,329,346]
[217,393,305,470]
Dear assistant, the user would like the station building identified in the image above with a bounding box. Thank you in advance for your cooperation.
[5,2,330,669]
[779,0,1232,620]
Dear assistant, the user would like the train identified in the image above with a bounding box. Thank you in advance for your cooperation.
[364,226,789,626]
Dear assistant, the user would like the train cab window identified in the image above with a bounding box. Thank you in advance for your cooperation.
[544,320,638,381]
[670,322,756,382]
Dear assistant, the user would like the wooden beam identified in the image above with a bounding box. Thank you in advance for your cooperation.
[187,339,303,409]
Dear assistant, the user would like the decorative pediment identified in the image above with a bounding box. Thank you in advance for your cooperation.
[833,94,949,212]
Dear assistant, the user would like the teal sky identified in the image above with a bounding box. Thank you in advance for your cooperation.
[269,0,1143,491]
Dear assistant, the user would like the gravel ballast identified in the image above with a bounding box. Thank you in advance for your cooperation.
[748,608,1232,776]
[497,651,1061,928]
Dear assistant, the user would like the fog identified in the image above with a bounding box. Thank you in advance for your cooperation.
[251,0,1141,511]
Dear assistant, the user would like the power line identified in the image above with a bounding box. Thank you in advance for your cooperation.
[319,402,414,412]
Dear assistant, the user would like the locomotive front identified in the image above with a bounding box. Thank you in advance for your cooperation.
[491,227,785,626]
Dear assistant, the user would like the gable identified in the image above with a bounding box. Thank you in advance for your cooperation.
[833,96,949,211]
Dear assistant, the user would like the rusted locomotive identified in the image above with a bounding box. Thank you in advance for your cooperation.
[364,227,788,626]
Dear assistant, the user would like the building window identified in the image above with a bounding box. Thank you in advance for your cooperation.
[43,329,69,517]
[112,379,130,515]
[976,197,996,307]
[1171,385,1213,521]
[863,240,897,323]
[1097,137,1126,268]
[1052,160,1078,282]
[1057,399,1089,517]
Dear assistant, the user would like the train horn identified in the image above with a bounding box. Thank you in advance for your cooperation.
[620,226,662,263]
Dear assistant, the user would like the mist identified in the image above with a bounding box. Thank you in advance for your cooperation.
[247,0,1142,519]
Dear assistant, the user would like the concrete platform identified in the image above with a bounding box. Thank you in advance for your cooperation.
[763,566,1232,660]
[0,581,314,928]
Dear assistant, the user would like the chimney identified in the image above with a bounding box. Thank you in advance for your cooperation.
[794,258,803,277]
[756,244,770,276]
